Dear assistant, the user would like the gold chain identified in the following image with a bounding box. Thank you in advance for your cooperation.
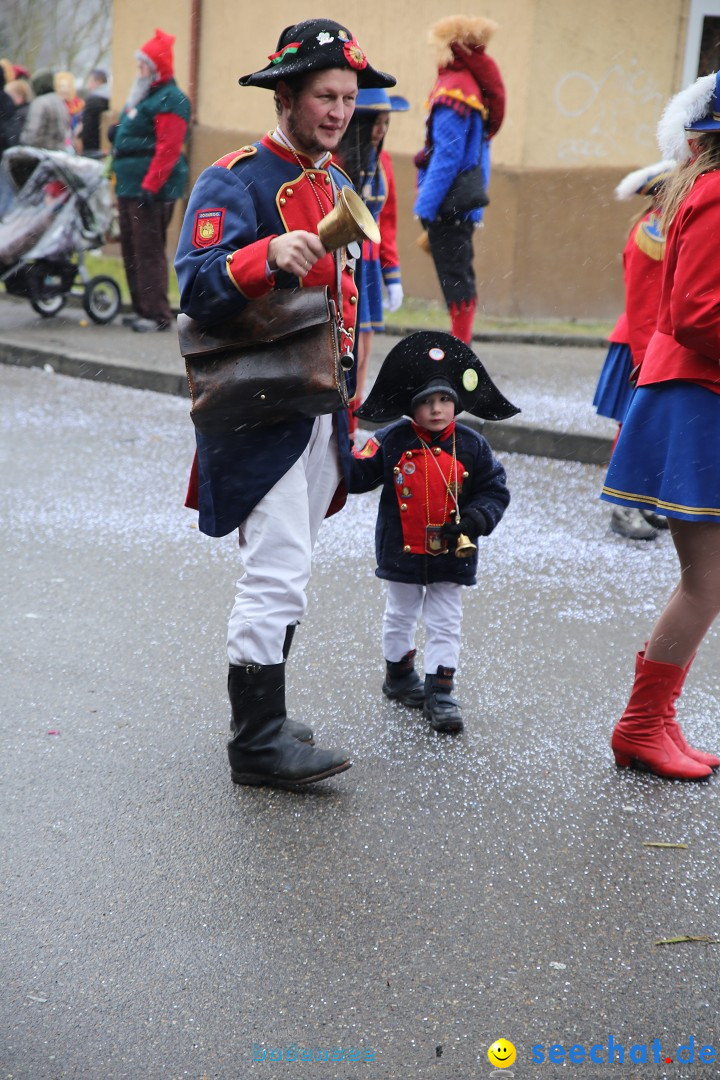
[275,128,334,218]
[418,431,457,527]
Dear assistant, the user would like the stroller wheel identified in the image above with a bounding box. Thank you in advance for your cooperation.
[83,275,121,324]
[31,293,66,318]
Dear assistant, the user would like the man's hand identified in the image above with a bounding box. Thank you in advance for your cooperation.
[267,231,327,277]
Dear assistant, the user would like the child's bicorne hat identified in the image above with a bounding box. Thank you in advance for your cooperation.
[355,331,520,422]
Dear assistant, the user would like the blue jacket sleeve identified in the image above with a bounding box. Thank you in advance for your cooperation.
[348,434,386,493]
[174,165,274,325]
[414,108,468,222]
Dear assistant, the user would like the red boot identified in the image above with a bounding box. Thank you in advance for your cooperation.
[611,653,712,780]
[661,652,720,769]
[449,298,476,344]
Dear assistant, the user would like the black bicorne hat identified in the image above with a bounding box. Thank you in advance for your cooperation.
[239,19,396,90]
[355,331,520,422]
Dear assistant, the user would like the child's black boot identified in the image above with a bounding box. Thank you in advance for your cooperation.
[382,649,425,707]
[424,666,464,733]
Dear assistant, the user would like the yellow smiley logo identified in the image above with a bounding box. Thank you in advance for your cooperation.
[488,1039,516,1068]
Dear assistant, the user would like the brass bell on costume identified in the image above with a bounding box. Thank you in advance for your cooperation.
[318,186,381,251]
[454,533,477,558]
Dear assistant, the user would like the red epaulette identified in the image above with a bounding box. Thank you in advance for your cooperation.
[213,145,258,169]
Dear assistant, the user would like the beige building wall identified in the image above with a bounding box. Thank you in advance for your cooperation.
[111,0,693,319]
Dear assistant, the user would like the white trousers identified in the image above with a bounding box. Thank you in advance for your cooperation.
[227,415,341,666]
[382,579,465,673]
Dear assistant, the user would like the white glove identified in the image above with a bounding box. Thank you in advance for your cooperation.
[383,282,404,313]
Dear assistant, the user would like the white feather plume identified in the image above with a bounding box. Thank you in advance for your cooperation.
[614,159,676,201]
[657,73,716,161]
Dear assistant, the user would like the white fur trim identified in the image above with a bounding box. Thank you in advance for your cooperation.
[657,73,716,162]
[614,159,676,201]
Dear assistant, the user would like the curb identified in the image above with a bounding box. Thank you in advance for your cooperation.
[382,324,608,349]
[0,338,613,467]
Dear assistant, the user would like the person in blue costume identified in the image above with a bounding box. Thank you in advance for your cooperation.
[350,331,518,734]
[414,15,506,344]
[175,19,396,790]
[336,87,409,431]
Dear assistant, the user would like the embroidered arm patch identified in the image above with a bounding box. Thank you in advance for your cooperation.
[353,436,380,459]
[192,208,225,249]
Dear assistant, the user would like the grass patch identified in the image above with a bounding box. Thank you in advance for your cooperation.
[84,252,612,337]
[84,252,180,308]
[384,295,612,338]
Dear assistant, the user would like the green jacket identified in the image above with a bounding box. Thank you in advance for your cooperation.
[112,78,190,200]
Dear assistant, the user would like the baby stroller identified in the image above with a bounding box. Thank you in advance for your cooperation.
[0,146,121,323]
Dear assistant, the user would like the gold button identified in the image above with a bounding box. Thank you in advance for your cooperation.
[434,447,441,455]
[400,503,407,511]
[349,295,357,305]
[279,197,286,205]
[404,545,411,552]
[463,470,469,479]
[405,451,412,458]
[286,187,293,196]
[393,466,401,474]
[307,172,315,180]
[324,175,331,184]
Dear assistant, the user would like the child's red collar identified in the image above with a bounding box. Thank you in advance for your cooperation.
[411,418,456,442]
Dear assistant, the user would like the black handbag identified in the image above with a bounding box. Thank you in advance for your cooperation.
[438,164,489,220]
[177,286,348,434]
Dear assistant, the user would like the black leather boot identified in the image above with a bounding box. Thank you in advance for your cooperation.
[282,624,314,743]
[423,667,464,733]
[382,648,425,708]
[227,662,351,788]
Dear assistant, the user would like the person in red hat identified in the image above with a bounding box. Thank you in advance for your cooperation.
[175,19,396,789]
[414,15,506,345]
[109,29,190,332]
[601,70,720,781]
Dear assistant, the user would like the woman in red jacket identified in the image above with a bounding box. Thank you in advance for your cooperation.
[594,159,675,540]
[601,71,720,781]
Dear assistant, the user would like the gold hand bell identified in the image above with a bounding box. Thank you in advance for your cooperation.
[317,186,381,252]
[449,512,477,558]
[455,532,477,558]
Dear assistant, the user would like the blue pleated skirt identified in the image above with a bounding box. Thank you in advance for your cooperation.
[358,256,384,333]
[601,382,720,522]
[593,342,634,422]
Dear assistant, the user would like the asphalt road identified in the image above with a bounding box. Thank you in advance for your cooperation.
[2,365,720,1079]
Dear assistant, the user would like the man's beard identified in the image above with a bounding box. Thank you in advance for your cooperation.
[126,73,154,109]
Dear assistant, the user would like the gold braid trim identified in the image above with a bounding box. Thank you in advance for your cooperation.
[634,221,665,261]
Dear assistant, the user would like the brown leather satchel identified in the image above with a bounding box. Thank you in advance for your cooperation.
[178,286,348,434]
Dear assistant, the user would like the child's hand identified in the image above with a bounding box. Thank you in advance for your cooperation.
[441,513,485,541]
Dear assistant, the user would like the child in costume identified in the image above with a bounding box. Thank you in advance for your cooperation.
[593,159,675,540]
[336,87,409,433]
[349,331,517,732]
[601,71,720,782]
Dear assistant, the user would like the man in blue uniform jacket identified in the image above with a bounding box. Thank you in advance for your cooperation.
[175,19,396,790]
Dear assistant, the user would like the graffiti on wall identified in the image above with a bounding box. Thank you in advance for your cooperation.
[553,59,664,162]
